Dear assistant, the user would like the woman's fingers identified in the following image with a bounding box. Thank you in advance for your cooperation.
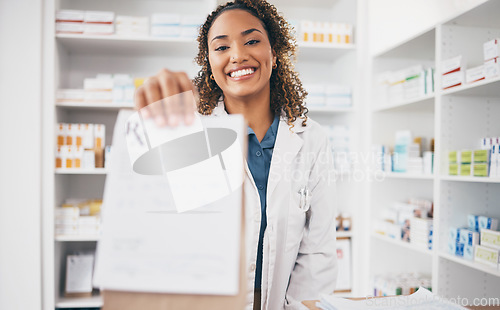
[175,71,197,125]
[134,69,199,127]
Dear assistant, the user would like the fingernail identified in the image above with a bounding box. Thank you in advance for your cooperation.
[169,115,178,126]
[155,115,166,126]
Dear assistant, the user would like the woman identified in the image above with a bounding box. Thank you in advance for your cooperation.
[135,1,338,309]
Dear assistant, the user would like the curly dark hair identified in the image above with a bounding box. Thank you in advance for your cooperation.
[193,0,308,127]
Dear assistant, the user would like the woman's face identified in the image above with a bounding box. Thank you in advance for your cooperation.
[207,9,276,100]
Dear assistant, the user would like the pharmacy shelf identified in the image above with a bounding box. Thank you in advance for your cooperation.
[55,168,107,175]
[372,94,434,113]
[56,294,103,309]
[56,34,198,57]
[373,27,435,60]
[307,106,355,113]
[55,235,100,242]
[56,101,134,110]
[441,76,500,97]
[336,230,353,238]
[371,233,432,256]
[382,172,434,180]
[439,252,500,278]
[297,42,355,62]
[56,33,355,61]
[440,175,500,183]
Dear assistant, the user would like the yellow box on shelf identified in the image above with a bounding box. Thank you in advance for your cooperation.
[480,229,500,250]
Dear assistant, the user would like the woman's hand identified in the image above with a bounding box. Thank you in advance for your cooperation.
[135,69,198,126]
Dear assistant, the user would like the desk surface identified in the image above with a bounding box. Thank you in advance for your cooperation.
[302,300,500,310]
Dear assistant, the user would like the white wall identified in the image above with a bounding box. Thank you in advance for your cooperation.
[0,0,42,309]
[368,0,486,55]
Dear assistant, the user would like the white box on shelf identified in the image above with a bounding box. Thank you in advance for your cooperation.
[83,23,114,35]
[55,22,84,34]
[84,78,113,91]
[65,253,95,294]
[483,38,500,62]
[465,65,485,84]
[151,25,181,37]
[151,13,181,25]
[442,55,464,75]
[115,16,149,26]
[484,58,500,79]
[56,10,84,22]
[56,89,85,102]
[84,11,114,24]
[442,70,464,89]
[480,229,500,250]
[81,123,94,149]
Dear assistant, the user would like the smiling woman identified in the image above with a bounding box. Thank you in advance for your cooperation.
[134,1,338,309]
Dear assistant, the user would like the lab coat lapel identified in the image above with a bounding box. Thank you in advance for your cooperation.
[267,118,304,201]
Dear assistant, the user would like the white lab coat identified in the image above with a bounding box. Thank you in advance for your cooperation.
[212,103,338,310]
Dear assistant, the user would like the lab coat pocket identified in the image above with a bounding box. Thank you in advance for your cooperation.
[285,187,310,252]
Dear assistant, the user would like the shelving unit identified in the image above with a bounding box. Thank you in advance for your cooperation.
[365,0,500,301]
[42,0,364,308]
[372,233,432,256]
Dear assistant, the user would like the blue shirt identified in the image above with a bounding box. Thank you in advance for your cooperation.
[247,114,280,289]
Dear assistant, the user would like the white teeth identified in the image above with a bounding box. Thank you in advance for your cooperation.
[230,68,255,78]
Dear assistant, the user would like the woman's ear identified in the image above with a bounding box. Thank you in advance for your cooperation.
[272,49,277,66]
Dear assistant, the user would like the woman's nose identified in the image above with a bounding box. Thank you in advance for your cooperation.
[230,44,248,63]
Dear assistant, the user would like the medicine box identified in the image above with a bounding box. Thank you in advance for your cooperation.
[473,149,489,163]
[449,163,458,175]
[449,227,461,243]
[464,245,475,261]
[56,22,85,34]
[56,10,85,22]
[483,38,500,62]
[442,70,464,89]
[442,55,464,75]
[460,164,471,176]
[459,228,479,246]
[460,150,472,163]
[480,229,500,250]
[448,240,464,257]
[465,65,485,83]
[479,216,499,230]
[485,58,500,79]
[473,163,489,177]
[94,124,105,149]
[151,13,181,25]
[474,245,499,268]
[468,214,479,231]
[84,11,114,24]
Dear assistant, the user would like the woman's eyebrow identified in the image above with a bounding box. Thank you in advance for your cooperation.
[210,28,263,43]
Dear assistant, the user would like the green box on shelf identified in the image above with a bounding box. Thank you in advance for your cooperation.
[460,164,471,176]
[461,150,472,164]
[473,149,489,163]
[473,163,489,177]
[449,163,459,175]
[449,151,457,163]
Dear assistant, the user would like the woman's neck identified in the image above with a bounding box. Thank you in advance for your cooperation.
[223,89,274,142]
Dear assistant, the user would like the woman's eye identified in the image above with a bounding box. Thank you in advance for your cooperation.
[215,46,228,51]
[246,39,260,45]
